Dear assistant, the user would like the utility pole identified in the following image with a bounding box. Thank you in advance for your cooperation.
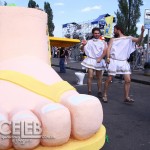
[146,29,150,62]
[144,9,150,62]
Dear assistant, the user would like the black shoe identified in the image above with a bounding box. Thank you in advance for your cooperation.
[88,91,92,95]
[97,92,102,98]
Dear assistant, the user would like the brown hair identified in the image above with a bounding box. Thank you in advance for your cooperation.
[92,27,101,34]
[114,25,124,34]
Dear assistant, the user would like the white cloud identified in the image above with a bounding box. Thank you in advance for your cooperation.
[81,5,101,12]
[54,2,64,6]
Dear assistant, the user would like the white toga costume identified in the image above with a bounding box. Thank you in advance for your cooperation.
[81,39,106,70]
[108,36,135,76]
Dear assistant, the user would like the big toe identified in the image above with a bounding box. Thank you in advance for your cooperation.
[61,94,103,140]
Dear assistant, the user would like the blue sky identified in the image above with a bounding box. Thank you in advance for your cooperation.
[1,0,150,37]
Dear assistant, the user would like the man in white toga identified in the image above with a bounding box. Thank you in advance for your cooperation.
[103,25,145,103]
[81,27,107,97]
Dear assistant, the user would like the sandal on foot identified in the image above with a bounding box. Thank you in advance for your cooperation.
[102,96,108,103]
[88,91,92,95]
[124,97,134,103]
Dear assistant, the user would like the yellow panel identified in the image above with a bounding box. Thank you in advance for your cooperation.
[49,37,80,47]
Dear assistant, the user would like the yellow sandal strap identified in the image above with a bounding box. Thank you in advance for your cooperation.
[0,70,76,102]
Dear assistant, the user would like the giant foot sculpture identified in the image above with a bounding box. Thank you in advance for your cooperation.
[0,6,105,150]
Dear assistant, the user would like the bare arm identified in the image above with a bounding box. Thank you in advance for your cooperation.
[106,38,113,63]
[131,26,145,43]
[60,49,65,57]
[80,40,87,52]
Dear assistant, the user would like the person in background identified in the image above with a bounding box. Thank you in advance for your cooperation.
[65,48,69,65]
[59,47,66,73]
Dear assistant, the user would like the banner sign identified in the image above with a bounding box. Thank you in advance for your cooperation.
[104,16,113,38]
[144,9,150,29]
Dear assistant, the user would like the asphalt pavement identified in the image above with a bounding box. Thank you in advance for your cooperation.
[52,65,150,150]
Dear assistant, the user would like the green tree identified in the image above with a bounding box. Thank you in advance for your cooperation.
[115,0,143,36]
[44,2,55,36]
[4,1,7,6]
[28,0,38,8]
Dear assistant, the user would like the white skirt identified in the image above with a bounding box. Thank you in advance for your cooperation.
[108,58,131,76]
[81,57,106,70]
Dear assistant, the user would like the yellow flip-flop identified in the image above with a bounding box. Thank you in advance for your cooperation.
[0,70,106,150]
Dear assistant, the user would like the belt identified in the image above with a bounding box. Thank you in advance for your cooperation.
[110,58,127,61]
[87,56,97,60]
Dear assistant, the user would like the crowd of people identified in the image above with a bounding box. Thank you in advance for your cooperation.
[52,25,145,104]
[80,25,144,103]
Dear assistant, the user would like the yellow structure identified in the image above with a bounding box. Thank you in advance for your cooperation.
[0,6,106,149]
[49,37,80,47]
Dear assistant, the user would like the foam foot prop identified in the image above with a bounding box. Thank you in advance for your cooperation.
[0,6,106,150]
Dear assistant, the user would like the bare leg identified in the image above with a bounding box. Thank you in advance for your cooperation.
[87,68,94,94]
[123,74,134,103]
[103,75,113,102]
[123,74,131,99]
[96,70,103,92]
